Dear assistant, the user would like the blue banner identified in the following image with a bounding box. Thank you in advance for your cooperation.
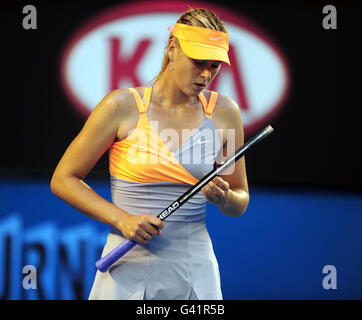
[0,180,361,299]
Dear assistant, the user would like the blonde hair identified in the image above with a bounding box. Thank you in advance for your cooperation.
[152,8,228,83]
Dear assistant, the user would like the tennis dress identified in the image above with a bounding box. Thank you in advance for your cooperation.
[89,86,223,300]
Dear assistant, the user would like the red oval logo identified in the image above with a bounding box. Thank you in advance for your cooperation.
[60,1,290,136]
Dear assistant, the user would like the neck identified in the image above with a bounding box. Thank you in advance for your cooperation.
[152,68,199,108]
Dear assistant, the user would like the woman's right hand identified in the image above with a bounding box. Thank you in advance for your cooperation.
[118,213,164,244]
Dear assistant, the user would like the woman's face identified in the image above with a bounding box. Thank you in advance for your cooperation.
[171,41,222,97]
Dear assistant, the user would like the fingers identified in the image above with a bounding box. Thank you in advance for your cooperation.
[149,216,164,236]
[148,215,165,230]
[203,184,221,203]
[213,176,229,191]
[131,215,164,244]
[202,181,222,201]
[133,233,149,244]
[202,177,230,204]
[131,229,152,244]
[142,215,164,235]
[142,221,160,237]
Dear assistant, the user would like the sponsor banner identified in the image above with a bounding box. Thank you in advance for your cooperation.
[1,180,362,299]
[60,1,290,135]
[0,214,107,300]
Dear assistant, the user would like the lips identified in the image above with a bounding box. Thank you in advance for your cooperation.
[194,82,206,88]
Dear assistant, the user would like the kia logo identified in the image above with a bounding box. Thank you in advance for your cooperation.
[60,1,290,136]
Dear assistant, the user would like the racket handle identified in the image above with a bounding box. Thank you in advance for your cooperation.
[95,239,137,272]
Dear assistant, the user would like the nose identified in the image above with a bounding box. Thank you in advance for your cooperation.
[200,64,212,80]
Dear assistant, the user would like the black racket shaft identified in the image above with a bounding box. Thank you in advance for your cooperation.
[95,125,274,272]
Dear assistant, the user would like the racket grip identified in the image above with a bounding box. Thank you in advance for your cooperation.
[95,239,137,273]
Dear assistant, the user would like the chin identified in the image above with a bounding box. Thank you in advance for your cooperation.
[180,86,197,98]
[190,85,204,96]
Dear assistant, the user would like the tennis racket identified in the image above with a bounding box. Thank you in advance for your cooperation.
[96,125,274,272]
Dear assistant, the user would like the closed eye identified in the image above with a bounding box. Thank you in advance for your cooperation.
[193,60,221,69]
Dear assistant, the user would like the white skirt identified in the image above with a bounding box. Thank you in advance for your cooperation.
[89,220,222,300]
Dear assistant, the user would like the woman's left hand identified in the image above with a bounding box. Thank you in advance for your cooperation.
[201,176,230,205]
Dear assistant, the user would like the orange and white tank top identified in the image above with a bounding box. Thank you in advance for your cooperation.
[108,86,223,221]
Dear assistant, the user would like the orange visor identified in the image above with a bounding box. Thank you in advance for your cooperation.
[170,23,230,66]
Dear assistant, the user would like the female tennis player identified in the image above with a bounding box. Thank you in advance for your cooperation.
[50,8,249,300]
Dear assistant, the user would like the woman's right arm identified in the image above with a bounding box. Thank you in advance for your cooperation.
[50,90,163,244]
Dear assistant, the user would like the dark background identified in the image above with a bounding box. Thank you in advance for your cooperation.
[0,0,361,301]
[1,0,361,191]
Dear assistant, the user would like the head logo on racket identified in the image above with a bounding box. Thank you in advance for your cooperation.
[158,201,180,220]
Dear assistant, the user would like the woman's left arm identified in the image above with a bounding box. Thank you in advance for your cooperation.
[201,95,249,217]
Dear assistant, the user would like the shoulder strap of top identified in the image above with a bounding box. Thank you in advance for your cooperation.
[128,87,153,114]
[198,92,208,112]
[199,91,219,119]
[143,87,152,112]
[130,87,218,118]
[128,88,146,113]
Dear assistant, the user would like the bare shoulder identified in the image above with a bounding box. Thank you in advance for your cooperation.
[204,90,243,130]
[117,85,147,111]
[216,93,242,125]
[106,87,146,141]
[101,88,135,115]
